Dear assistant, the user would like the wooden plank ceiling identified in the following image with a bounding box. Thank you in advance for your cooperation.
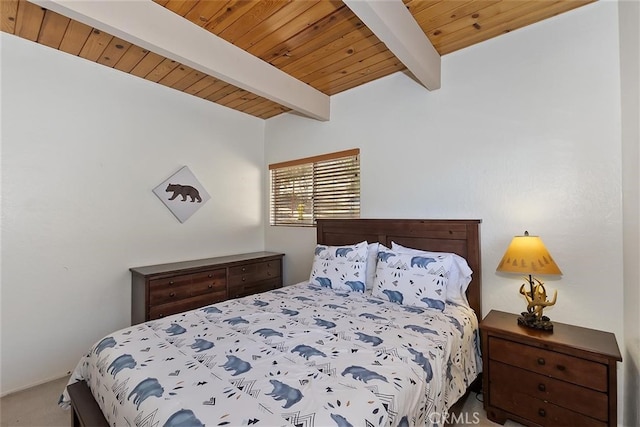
[2,0,594,120]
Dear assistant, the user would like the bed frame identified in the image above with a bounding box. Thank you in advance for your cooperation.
[67,218,482,426]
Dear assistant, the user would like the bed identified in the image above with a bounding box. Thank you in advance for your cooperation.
[60,219,482,427]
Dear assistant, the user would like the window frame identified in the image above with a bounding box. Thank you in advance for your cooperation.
[269,148,360,227]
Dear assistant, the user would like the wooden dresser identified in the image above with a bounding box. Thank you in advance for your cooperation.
[131,251,284,324]
[480,310,621,427]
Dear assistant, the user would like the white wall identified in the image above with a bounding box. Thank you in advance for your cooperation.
[0,34,265,395]
[265,0,626,419]
[619,0,640,424]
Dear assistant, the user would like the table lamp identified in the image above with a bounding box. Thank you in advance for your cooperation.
[496,231,562,331]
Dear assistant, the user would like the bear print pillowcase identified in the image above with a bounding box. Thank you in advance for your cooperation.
[372,245,448,310]
[309,241,369,292]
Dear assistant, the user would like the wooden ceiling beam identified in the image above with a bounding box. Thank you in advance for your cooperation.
[343,0,441,90]
[30,0,330,121]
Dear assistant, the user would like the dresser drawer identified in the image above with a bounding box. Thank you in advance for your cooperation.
[489,361,608,421]
[149,276,192,305]
[191,269,226,296]
[228,260,281,286]
[228,277,281,299]
[490,385,606,427]
[256,259,280,278]
[192,269,226,283]
[489,337,608,391]
[229,262,258,277]
[149,294,225,320]
[149,275,191,289]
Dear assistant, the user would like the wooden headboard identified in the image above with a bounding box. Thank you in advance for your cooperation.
[316,219,482,318]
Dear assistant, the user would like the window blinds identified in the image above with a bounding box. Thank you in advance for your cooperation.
[269,149,360,226]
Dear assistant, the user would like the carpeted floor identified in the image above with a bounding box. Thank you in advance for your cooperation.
[1,376,70,426]
[0,376,521,426]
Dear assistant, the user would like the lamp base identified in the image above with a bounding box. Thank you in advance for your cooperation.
[518,312,554,332]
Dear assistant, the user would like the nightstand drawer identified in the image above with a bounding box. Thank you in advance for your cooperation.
[490,386,606,427]
[490,361,608,421]
[489,336,608,391]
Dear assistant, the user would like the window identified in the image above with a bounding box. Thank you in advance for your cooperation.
[269,149,360,226]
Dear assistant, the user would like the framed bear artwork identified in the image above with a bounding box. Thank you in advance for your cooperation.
[153,166,211,223]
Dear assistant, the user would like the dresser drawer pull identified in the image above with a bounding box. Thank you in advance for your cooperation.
[169,292,175,297]
[169,281,174,286]
[242,267,246,272]
[556,364,566,371]
[538,408,546,417]
[242,277,246,282]
[159,313,164,318]
[538,383,546,392]
[537,357,546,365]
[208,284,213,289]
[208,274,213,278]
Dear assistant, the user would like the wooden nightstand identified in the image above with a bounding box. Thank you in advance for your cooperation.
[480,310,621,427]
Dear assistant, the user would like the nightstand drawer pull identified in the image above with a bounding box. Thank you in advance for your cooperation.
[169,292,175,297]
[537,357,546,365]
[537,383,546,392]
[169,281,174,286]
[208,284,213,289]
[538,408,546,417]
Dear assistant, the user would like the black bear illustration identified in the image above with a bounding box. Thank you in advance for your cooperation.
[165,184,202,203]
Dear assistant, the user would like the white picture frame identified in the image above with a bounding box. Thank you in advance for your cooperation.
[153,166,211,223]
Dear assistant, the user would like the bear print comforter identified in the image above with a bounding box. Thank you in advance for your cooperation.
[59,282,481,427]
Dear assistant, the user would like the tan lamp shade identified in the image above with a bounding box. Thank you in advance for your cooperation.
[496,232,562,275]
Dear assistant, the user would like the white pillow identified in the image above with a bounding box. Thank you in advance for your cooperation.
[365,242,380,291]
[391,242,472,307]
[309,241,368,292]
[372,245,447,311]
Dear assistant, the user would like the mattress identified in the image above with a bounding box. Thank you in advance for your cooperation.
[60,281,481,427]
